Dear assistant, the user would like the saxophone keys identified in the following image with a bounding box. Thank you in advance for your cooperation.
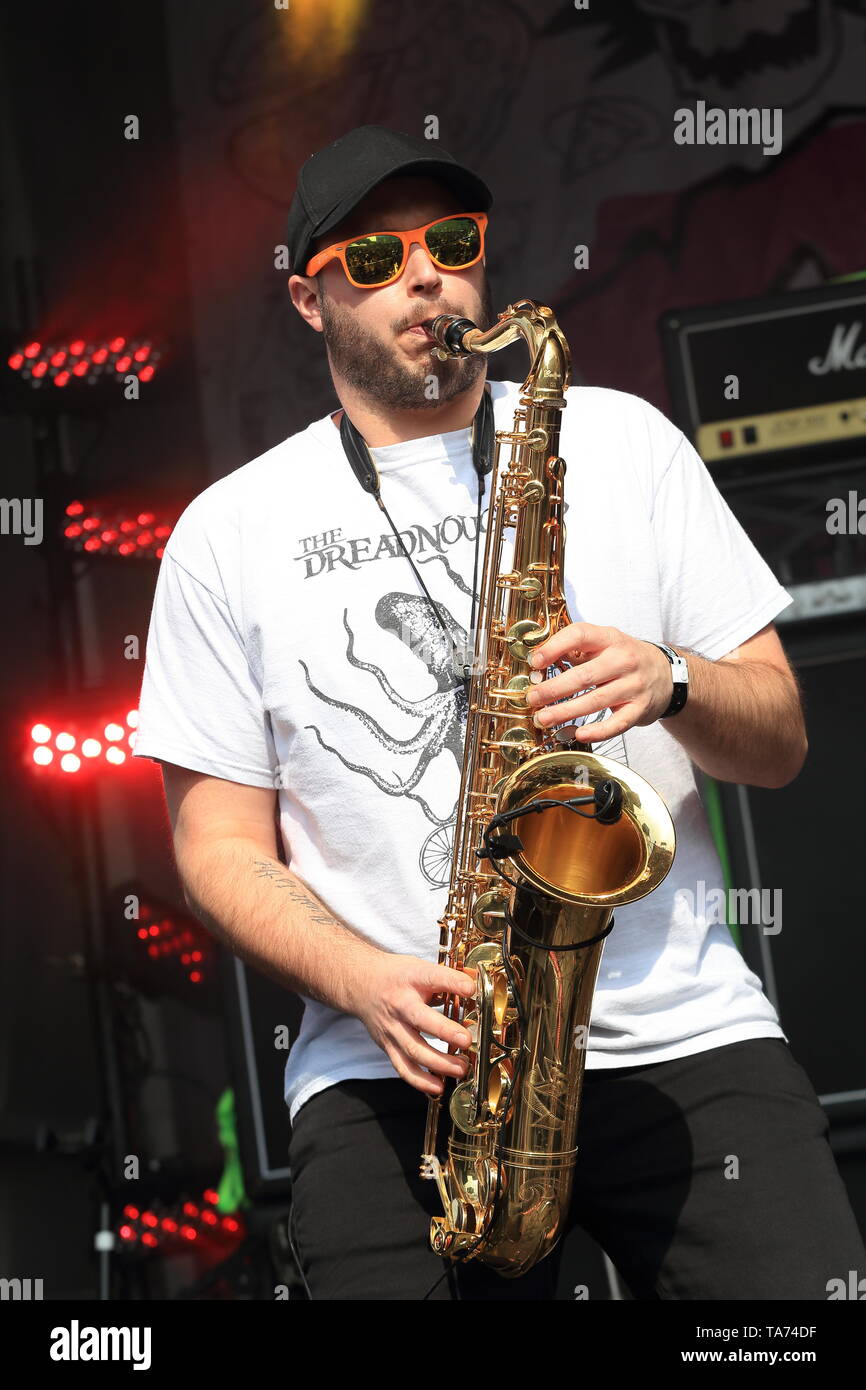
[489,674,532,708]
[449,1080,486,1135]
[471,889,509,937]
[520,479,545,505]
[506,618,550,661]
[499,727,535,764]
[516,575,543,597]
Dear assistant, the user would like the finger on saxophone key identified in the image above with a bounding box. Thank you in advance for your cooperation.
[429,964,476,1009]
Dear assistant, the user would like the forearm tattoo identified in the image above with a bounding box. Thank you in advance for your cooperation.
[252,858,336,926]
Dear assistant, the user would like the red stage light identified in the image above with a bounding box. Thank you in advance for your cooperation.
[10,336,164,394]
[26,703,149,780]
[141,1232,158,1248]
[203,1189,220,1206]
[63,503,176,560]
[123,1205,140,1220]
[83,537,102,552]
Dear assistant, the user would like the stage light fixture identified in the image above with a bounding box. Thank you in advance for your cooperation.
[26,703,144,778]
[4,334,166,401]
[62,497,179,560]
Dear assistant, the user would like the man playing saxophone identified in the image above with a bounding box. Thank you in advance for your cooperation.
[134,125,865,1300]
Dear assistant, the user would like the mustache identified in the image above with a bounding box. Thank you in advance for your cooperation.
[395,306,475,335]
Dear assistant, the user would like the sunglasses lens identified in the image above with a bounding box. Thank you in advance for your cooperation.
[344,234,404,286]
[425,216,481,268]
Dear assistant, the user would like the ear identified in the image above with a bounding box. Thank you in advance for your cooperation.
[288,273,323,333]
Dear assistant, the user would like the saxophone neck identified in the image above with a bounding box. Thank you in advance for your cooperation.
[426,299,572,405]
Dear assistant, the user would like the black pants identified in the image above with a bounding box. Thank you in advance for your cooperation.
[286,1039,866,1300]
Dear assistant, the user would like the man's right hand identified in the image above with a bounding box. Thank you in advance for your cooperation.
[352,953,478,1097]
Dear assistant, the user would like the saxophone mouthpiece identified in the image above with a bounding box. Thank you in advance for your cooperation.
[425,314,478,359]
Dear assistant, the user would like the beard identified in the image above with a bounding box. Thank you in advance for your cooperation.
[319,276,495,411]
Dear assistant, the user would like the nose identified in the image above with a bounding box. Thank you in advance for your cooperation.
[403,238,442,293]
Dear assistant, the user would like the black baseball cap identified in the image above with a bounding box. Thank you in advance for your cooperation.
[286,124,494,275]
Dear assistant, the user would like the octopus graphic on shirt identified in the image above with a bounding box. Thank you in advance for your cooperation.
[298,581,627,890]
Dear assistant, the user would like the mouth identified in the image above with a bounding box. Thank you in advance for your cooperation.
[403,323,436,340]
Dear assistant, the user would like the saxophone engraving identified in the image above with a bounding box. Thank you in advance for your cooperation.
[419,301,676,1278]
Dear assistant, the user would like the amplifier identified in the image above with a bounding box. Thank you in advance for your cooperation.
[661,282,866,622]
[661,281,866,468]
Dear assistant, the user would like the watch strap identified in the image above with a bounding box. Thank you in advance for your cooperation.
[648,641,689,718]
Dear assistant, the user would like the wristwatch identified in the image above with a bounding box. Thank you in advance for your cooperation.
[647,641,689,718]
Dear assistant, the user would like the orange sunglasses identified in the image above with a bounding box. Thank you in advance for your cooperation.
[305,212,488,289]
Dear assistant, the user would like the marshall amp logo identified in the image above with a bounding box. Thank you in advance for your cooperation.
[662,284,866,464]
[808,322,866,377]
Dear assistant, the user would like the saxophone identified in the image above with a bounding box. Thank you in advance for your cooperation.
[419,300,676,1278]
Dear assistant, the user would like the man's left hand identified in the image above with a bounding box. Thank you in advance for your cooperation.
[524,623,674,743]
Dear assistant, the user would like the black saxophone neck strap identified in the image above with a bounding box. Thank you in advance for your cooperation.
[338,384,493,496]
[337,384,494,686]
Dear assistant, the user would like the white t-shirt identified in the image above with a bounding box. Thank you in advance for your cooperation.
[134,380,791,1124]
